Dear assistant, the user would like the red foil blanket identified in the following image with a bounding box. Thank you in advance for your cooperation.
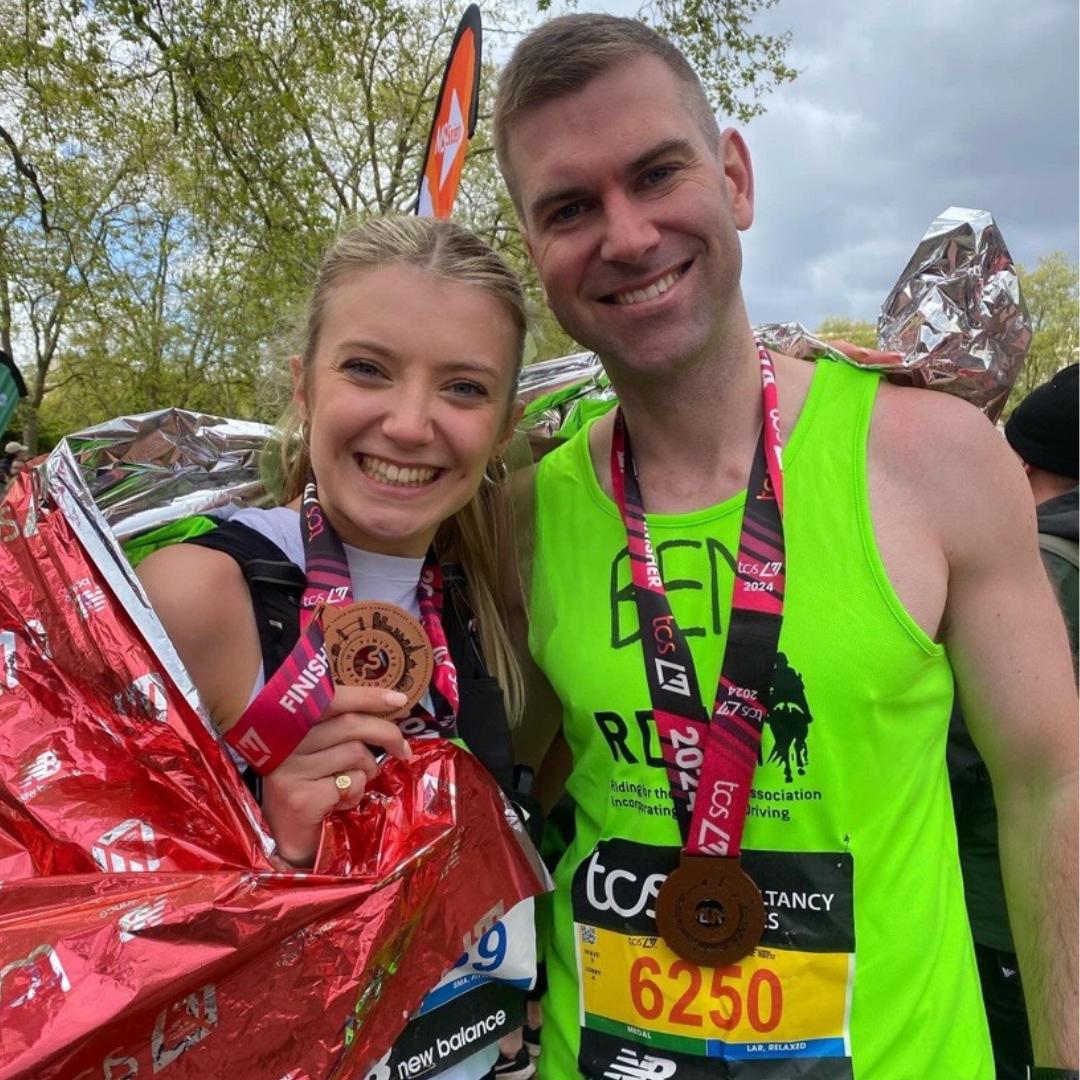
[0,452,545,1079]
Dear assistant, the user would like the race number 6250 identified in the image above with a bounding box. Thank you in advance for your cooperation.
[629,958,782,1033]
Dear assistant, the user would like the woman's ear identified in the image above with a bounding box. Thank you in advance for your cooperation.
[496,400,526,459]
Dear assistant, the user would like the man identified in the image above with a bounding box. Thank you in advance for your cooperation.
[492,14,1078,1080]
[1006,363,1079,650]
[950,362,1079,1079]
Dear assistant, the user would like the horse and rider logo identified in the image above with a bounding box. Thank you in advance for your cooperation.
[763,652,814,784]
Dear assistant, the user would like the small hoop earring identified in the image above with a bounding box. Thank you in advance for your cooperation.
[299,420,311,454]
[483,457,509,487]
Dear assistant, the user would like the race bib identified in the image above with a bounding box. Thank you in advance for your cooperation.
[573,841,854,1079]
[377,898,536,1078]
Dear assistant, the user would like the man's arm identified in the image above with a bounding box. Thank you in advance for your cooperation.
[918,398,1078,1067]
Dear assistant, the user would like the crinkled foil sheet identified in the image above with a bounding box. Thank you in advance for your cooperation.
[0,418,547,1079]
[518,206,1031,445]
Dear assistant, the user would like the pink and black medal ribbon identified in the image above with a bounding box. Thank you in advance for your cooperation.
[225,478,459,775]
[611,343,786,967]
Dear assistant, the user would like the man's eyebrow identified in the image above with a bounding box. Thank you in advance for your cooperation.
[627,137,697,174]
[527,183,591,225]
[526,138,699,223]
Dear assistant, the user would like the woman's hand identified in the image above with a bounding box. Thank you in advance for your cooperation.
[261,685,413,868]
[827,339,904,366]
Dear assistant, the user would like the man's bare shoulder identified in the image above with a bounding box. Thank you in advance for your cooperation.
[871,380,1007,475]
[870,381,1035,557]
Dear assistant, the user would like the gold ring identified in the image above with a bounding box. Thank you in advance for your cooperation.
[334,773,352,797]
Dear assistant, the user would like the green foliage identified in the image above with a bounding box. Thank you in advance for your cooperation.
[813,317,879,350]
[0,0,796,447]
[1002,253,1080,420]
[638,0,798,123]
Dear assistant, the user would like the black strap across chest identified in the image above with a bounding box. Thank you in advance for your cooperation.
[185,520,515,792]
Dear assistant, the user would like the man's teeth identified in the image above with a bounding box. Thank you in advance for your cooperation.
[359,457,437,485]
[612,269,682,306]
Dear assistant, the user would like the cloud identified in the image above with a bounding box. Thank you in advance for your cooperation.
[732,0,1079,328]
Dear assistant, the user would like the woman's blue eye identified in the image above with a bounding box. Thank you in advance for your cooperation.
[343,359,382,377]
[553,203,583,224]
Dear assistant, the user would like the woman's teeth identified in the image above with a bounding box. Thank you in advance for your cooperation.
[612,268,682,306]
[359,456,437,486]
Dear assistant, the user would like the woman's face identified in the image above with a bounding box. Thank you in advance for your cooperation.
[294,263,520,557]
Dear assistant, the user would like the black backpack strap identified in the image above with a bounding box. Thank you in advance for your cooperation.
[185,520,306,675]
[184,521,306,804]
[441,564,517,795]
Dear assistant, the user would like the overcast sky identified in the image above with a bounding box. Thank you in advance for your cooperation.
[569,0,1079,331]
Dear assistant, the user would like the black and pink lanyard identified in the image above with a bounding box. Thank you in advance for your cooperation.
[611,343,785,859]
[225,478,459,775]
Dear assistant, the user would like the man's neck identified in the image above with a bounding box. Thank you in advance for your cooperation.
[588,336,812,516]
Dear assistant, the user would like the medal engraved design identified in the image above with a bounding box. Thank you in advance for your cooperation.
[654,853,766,967]
[321,601,434,720]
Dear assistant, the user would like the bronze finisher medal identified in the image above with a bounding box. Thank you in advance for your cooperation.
[321,600,433,720]
[612,344,787,969]
[654,854,766,967]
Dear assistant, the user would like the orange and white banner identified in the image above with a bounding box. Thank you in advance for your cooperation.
[416,5,482,219]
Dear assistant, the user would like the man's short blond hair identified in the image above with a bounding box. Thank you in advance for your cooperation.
[493,14,720,212]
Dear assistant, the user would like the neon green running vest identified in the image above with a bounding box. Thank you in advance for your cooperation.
[529,359,992,1079]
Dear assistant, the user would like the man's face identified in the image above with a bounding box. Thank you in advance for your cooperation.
[505,54,754,381]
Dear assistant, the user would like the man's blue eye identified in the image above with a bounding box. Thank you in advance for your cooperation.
[449,381,487,398]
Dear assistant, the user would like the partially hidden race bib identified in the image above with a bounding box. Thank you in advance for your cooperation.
[573,840,854,1079]
[365,898,536,1079]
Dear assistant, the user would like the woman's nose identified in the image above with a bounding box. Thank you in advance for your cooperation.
[380,388,435,446]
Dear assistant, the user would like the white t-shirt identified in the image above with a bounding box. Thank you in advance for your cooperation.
[230,506,500,1080]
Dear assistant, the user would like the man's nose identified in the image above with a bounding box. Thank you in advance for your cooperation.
[599,194,661,264]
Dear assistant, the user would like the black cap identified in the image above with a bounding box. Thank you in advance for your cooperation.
[1005,363,1079,478]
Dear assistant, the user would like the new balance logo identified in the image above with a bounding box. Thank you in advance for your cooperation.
[70,578,107,618]
[118,898,168,942]
[20,750,62,788]
[91,819,162,872]
[602,1048,677,1080]
[654,658,691,697]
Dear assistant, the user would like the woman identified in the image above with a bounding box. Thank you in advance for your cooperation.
[137,214,533,1080]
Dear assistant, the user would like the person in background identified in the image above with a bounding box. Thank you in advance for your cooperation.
[950,362,1078,1080]
[0,440,28,477]
[1006,364,1078,651]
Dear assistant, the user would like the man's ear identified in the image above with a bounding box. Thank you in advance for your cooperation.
[290,354,307,419]
[719,128,754,231]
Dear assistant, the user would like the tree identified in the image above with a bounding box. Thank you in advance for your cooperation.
[0,0,798,437]
[813,317,879,351]
[1003,253,1079,419]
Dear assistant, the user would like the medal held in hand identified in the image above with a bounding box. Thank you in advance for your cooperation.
[225,477,460,774]
[321,601,434,719]
[612,343,785,968]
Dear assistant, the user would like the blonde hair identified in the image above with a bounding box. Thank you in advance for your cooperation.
[493,14,720,212]
[276,214,527,723]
